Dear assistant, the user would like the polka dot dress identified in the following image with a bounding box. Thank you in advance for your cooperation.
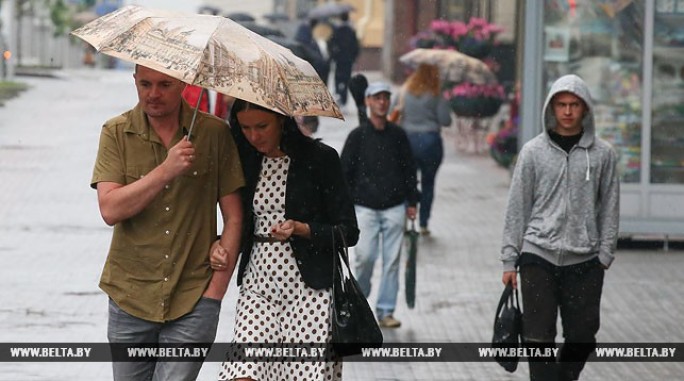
[218,155,342,381]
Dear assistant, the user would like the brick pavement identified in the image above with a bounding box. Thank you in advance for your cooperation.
[0,69,682,380]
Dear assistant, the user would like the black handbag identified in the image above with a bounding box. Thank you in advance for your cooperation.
[492,283,523,372]
[330,226,383,357]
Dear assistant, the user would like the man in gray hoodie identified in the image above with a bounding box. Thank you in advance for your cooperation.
[500,74,619,380]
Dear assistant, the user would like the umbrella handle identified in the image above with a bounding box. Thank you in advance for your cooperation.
[405,218,416,233]
[186,88,206,141]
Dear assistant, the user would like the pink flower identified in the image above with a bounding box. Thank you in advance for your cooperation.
[445,83,505,100]
[430,20,452,35]
[415,17,504,55]
[468,17,488,29]
[449,21,468,38]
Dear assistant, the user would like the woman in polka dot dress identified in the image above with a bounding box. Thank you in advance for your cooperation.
[213,100,359,381]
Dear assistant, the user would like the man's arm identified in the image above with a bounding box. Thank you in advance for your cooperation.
[203,190,242,300]
[597,148,620,269]
[501,146,535,273]
[96,138,195,225]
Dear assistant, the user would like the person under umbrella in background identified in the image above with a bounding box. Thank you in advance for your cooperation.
[214,100,358,381]
[295,18,333,85]
[91,65,244,381]
[329,12,360,108]
[500,74,619,381]
[293,17,333,136]
[392,63,452,236]
[341,82,419,329]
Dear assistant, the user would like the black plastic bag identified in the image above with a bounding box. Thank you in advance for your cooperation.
[492,283,522,372]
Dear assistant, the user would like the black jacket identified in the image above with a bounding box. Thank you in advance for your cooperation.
[330,23,359,64]
[232,125,359,290]
[341,121,419,209]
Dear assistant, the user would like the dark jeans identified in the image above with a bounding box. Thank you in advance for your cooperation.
[107,297,221,381]
[407,131,443,228]
[335,61,354,105]
[520,257,605,381]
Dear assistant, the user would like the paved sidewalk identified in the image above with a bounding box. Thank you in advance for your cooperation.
[0,69,683,380]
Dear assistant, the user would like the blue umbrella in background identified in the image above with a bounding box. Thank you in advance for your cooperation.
[308,2,355,19]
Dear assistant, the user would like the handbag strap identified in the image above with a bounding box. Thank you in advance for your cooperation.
[331,225,352,282]
[494,283,517,322]
[331,225,356,328]
[513,286,520,310]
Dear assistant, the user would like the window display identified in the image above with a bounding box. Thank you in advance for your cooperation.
[543,0,643,183]
[651,4,684,183]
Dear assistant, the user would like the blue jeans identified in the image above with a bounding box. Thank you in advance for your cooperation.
[353,204,405,319]
[107,297,221,381]
[407,131,444,228]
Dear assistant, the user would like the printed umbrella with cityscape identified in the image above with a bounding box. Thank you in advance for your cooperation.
[71,4,343,136]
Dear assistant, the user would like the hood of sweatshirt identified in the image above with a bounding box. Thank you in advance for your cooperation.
[542,74,595,147]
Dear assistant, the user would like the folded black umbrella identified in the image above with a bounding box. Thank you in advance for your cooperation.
[404,220,419,309]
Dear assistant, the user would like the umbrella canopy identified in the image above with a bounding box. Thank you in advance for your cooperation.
[399,48,497,85]
[308,2,355,20]
[266,35,316,63]
[71,5,342,120]
[238,22,285,38]
[225,12,256,23]
[263,12,290,23]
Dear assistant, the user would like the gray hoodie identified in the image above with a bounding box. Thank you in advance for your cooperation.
[500,74,620,272]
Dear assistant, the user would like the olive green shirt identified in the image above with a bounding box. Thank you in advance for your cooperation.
[91,99,244,322]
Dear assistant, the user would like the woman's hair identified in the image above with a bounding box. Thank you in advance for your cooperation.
[405,64,441,97]
[228,99,311,158]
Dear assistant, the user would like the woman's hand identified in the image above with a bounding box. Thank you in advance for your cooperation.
[270,219,311,240]
[209,240,229,271]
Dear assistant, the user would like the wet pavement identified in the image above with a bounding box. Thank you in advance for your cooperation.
[0,69,683,380]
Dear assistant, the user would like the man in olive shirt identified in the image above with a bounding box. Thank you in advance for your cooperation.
[91,65,244,380]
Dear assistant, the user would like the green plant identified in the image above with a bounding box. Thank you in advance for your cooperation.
[0,81,29,106]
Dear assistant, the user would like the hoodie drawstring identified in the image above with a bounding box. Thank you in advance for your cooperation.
[585,149,590,181]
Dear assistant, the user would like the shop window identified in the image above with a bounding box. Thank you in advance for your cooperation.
[439,0,477,20]
[542,0,644,183]
[651,3,684,184]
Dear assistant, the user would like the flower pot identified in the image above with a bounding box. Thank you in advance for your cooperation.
[450,96,503,118]
[458,38,492,59]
